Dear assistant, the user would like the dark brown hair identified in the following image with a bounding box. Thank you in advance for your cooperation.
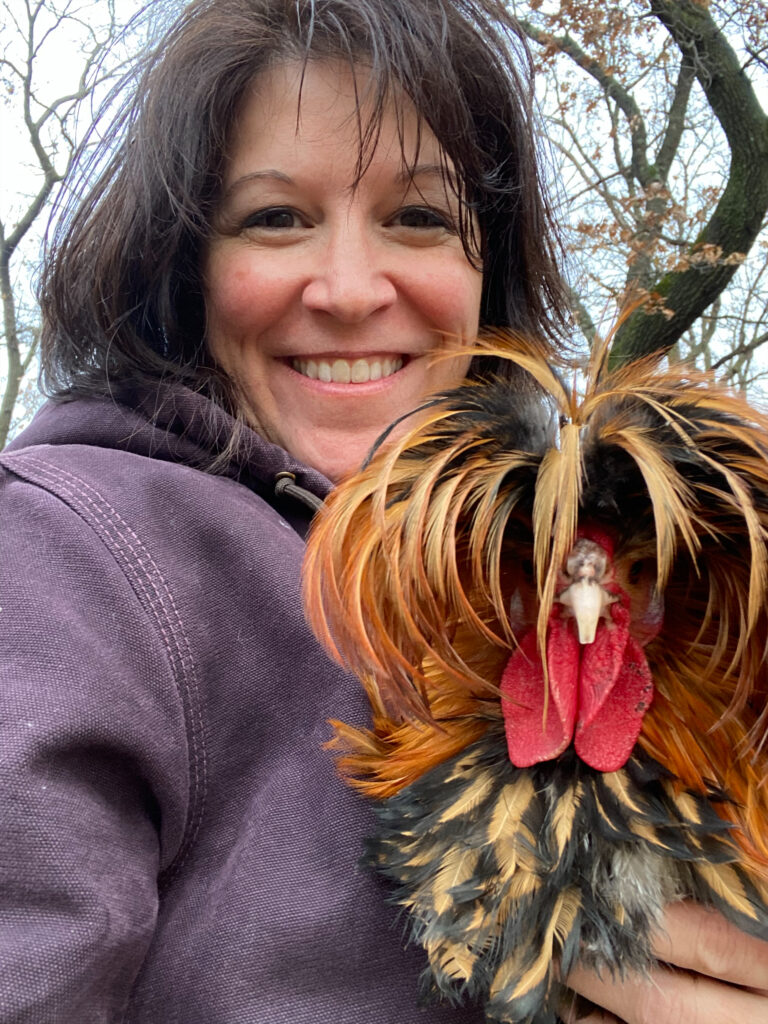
[39,0,568,408]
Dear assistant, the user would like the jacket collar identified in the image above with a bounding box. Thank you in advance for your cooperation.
[6,384,335,508]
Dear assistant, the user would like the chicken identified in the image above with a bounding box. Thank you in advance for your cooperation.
[302,333,768,1024]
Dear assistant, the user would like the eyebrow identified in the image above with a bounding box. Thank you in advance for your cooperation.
[221,170,295,203]
[396,163,453,184]
[397,164,460,196]
[221,163,458,204]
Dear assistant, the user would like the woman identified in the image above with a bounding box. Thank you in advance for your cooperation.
[0,0,766,1021]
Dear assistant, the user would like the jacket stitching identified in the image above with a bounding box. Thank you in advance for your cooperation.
[3,452,208,883]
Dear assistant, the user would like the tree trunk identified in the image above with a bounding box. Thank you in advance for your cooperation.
[610,0,768,367]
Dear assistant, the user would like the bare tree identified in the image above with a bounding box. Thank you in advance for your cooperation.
[0,0,134,447]
[513,0,768,374]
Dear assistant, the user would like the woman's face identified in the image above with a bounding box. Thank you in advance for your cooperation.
[204,61,482,482]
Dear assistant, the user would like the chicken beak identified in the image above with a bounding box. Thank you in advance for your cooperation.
[558,578,614,644]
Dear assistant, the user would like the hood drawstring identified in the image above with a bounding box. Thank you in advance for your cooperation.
[273,471,325,514]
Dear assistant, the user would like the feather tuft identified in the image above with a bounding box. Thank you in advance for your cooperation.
[302,328,768,1022]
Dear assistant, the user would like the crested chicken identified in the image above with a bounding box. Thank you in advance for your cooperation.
[302,333,768,1024]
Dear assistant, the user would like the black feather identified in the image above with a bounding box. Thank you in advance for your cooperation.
[366,727,768,1024]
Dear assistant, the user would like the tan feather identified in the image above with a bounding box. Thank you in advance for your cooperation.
[694,861,761,922]
[550,783,582,860]
[438,769,495,824]
[489,887,580,1002]
[486,777,536,844]
[604,769,647,817]
[426,936,479,983]
[487,777,539,879]
[430,846,481,916]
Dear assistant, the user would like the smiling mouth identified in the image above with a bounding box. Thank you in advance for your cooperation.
[291,356,405,384]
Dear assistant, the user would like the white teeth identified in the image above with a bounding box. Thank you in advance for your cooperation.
[331,359,351,384]
[350,358,370,383]
[292,356,403,383]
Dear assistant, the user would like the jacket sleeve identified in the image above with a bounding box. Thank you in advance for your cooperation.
[0,461,193,1023]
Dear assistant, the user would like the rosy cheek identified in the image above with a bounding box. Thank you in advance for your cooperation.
[206,254,291,338]
[414,264,482,334]
[206,262,254,322]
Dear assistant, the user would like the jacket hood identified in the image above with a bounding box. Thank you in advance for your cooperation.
[6,384,334,510]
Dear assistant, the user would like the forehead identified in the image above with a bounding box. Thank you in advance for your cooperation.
[224,60,452,183]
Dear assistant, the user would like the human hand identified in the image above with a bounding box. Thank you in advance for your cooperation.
[559,902,768,1024]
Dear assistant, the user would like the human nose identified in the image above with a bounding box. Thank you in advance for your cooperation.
[301,218,398,323]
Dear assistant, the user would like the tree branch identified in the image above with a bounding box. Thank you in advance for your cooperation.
[517,16,656,186]
[655,57,696,179]
[713,330,768,374]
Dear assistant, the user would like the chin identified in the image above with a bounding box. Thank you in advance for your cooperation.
[315,455,369,485]
[301,437,382,484]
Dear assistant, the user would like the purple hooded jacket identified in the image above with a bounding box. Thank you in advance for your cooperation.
[0,387,485,1023]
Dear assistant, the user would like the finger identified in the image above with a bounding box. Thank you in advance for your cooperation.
[557,988,625,1023]
[653,902,768,991]
[563,1014,624,1024]
[565,963,768,1024]
[559,1009,624,1024]
[558,998,624,1022]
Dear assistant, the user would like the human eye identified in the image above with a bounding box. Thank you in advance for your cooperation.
[390,205,456,231]
[240,206,306,230]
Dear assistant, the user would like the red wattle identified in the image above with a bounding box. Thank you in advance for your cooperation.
[576,602,631,729]
[575,625,653,771]
[501,623,578,768]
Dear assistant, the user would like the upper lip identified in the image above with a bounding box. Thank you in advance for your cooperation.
[286,351,412,360]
